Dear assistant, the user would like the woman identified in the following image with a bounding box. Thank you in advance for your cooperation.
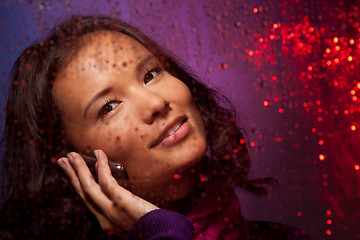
[0,16,311,239]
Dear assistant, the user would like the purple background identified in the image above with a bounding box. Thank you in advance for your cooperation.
[1,1,359,239]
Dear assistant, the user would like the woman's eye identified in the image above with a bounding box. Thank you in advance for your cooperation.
[144,68,160,84]
[99,101,119,116]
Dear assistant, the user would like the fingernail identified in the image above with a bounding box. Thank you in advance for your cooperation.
[57,159,67,170]
[67,153,74,163]
[94,150,99,158]
[95,162,98,178]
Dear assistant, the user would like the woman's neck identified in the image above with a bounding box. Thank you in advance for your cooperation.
[155,157,215,215]
[156,175,206,215]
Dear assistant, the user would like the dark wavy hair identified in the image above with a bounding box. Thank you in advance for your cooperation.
[0,16,269,239]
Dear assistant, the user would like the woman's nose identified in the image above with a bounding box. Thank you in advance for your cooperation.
[135,89,169,124]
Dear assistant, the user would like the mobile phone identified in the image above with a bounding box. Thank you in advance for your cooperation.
[81,154,130,190]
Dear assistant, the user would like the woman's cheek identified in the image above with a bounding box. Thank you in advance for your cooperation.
[100,124,147,163]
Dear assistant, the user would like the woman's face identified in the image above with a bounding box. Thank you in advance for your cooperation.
[52,31,207,202]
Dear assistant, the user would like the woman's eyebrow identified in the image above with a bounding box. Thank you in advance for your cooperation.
[136,55,157,72]
[83,87,113,117]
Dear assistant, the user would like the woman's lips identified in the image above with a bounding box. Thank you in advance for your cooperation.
[150,116,190,148]
[160,120,190,146]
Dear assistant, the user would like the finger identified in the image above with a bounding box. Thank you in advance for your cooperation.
[68,152,114,211]
[57,158,109,220]
[95,149,125,198]
[58,158,121,233]
[58,157,86,199]
[94,150,158,225]
[58,158,102,211]
[94,149,137,224]
[95,149,159,211]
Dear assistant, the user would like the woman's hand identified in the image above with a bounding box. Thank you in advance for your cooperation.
[57,149,159,236]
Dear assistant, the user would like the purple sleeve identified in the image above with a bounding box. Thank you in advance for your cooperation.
[128,209,194,240]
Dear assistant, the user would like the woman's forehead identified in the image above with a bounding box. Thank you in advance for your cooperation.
[82,30,143,55]
[59,31,150,74]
